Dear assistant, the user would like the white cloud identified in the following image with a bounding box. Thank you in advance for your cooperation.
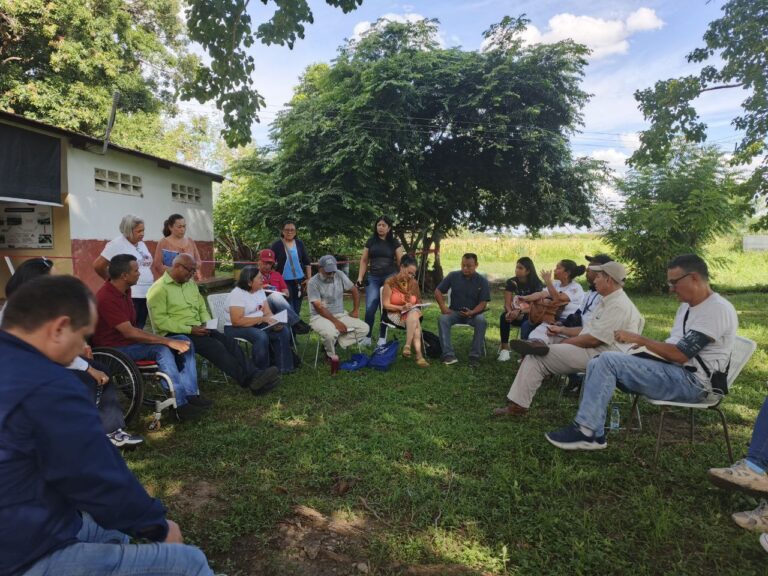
[590,148,630,175]
[626,8,664,32]
[516,7,664,60]
[619,132,641,151]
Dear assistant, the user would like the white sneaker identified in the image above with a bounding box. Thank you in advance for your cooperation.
[497,349,511,362]
[361,337,372,347]
[377,337,387,347]
[708,459,768,494]
[760,533,768,553]
[733,501,768,532]
[107,429,144,447]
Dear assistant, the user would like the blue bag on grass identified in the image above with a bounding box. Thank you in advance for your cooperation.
[368,340,399,371]
[340,353,369,371]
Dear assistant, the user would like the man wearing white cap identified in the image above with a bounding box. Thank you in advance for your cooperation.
[307,255,368,360]
[493,260,643,417]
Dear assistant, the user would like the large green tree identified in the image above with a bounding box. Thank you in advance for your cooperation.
[260,17,602,278]
[184,0,363,146]
[605,142,752,292]
[631,0,767,201]
[0,0,196,139]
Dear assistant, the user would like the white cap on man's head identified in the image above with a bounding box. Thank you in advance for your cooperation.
[588,261,627,286]
[318,254,338,273]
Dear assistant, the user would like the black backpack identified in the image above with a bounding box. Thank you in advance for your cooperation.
[422,330,442,359]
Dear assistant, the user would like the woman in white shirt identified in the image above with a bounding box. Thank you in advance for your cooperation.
[93,215,154,329]
[518,259,586,343]
[224,265,295,374]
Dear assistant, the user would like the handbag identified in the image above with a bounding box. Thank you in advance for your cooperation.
[528,298,563,325]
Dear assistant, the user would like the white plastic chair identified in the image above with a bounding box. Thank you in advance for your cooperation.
[629,335,757,464]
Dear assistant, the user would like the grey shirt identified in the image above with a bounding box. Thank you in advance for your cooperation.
[308,271,354,317]
[437,271,491,312]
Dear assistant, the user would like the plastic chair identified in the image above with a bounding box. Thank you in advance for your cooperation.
[628,335,757,464]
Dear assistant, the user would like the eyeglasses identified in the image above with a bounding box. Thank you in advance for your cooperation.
[40,258,52,269]
[667,272,692,288]
[179,263,197,274]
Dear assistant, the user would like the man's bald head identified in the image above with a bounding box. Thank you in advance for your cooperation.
[169,253,197,283]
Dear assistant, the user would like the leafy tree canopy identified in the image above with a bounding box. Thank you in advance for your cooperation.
[256,17,603,273]
[0,0,195,137]
[606,141,753,292]
[631,0,767,202]
[184,0,363,146]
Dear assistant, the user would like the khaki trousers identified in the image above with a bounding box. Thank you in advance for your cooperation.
[310,312,369,357]
[507,343,603,408]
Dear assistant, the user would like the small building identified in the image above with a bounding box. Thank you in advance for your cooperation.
[0,111,223,297]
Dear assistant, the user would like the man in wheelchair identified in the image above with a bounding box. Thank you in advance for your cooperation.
[93,254,210,421]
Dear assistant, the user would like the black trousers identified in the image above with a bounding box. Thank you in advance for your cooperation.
[175,330,255,387]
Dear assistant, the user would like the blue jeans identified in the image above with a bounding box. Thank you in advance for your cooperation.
[117,336,198,407]
[267,292,301,326]
[575,351,708,437]
[364,274,391,339]
[748,396,768,470]
[285,279,304,315]
[437,311,487,359]
[520,319,534,340]
[225,325,294,373]
[22,512,212,576]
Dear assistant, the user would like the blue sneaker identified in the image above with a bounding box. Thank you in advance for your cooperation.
[545,423,607,451]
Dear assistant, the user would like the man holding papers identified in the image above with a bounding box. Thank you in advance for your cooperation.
[94,254,208,421]
[148,253,280,395]
[546,254,737,451]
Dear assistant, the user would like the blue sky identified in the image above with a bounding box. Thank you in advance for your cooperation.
[192,0,745,177]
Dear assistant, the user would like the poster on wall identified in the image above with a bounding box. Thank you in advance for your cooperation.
[0,203,53,248]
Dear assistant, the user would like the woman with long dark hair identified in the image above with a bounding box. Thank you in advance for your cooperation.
[355,215,404,347]
[497,257,545,362]
[152,213,202,280]
[270,221,312,315]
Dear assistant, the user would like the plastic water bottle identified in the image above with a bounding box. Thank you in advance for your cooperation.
[610,404,620,432]
[200,359,209,381]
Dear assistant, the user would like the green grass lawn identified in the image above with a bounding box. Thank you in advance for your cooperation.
[126,287,768,575]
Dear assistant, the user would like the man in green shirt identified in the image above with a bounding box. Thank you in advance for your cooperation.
[147,253,280,394]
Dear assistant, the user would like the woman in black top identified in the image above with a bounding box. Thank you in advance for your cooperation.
[355,216,404,347]
[497,257,544,362]
[270,221,312,315]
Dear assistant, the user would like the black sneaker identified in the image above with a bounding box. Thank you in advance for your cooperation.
[248,366,280,393]
[176,403,207,422]
[187,395,214,408]
[468,356,480,368]
[252,375,281,396]
[293,320,311,335]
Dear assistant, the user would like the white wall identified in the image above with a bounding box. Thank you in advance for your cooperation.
[66,144,214,242]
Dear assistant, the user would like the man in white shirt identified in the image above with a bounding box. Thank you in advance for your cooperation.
[493,261,643,416]
[546,254,737,451]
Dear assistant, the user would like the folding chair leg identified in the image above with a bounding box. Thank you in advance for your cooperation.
[713,407,734,464]
[627,394,642,431]
[689,408,695,443]
[654,407,668,464]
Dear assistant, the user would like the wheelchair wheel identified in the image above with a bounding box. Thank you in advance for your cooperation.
[92,347,144,424]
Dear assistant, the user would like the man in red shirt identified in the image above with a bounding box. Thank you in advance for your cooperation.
[259,249,310,334]
[93,254,210,421]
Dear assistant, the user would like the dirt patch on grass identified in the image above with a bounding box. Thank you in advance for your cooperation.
[172,479,224,516]
[219,504,488,576]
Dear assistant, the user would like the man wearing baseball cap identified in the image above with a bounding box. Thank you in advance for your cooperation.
[258,249,311,335]
[306,255,368,361]
[494,258,643,417]
[546,253,737,450]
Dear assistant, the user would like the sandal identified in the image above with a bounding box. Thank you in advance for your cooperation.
[416,356,430,368]
[402,345,412,358]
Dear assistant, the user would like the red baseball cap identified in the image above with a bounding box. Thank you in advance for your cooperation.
[259,249,276,263]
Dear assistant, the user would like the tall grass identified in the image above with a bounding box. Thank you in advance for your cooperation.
[439,233,768,292]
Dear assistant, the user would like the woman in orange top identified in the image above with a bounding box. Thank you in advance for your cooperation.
[152,214,202,280]
[382,256,429,367]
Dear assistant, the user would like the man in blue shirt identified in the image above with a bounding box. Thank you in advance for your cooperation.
[434,253,491,367]
[0,275,212,576]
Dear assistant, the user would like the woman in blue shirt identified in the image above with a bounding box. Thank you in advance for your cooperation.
[270,221,312,315]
